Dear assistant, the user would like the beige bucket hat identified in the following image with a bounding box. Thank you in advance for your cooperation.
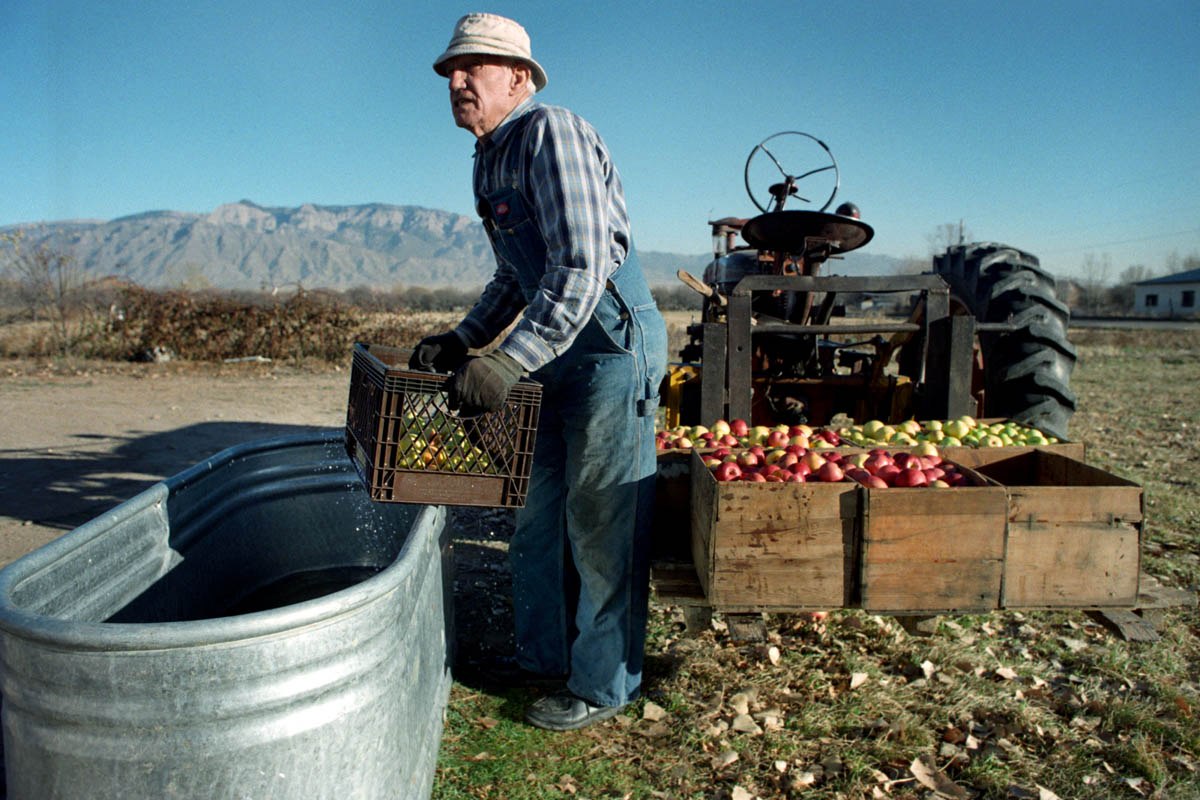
[432,13,548,92]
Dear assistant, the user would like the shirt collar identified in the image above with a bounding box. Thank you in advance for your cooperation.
[475,97,538,156]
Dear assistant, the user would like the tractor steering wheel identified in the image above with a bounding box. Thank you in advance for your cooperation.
[744,131,840,214]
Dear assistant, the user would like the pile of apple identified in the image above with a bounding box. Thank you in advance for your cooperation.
[701,446,844,483]
[656,419,839,451]
[705,445,971,488]
[826,416,1058,449]
[657,416,1058,454]
[393,411,500,474]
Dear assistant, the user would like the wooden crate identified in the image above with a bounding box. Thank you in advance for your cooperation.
[859,466,1009,613]
[973,450,1143,608]
[942,441,1084,469]
[689,450,859,611]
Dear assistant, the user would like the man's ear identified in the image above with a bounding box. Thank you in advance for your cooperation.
[510,62,532,93]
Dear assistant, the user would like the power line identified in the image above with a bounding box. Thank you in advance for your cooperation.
[1040,227,1200,255]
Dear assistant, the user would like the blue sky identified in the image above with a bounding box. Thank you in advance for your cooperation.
[3,0,1198,280]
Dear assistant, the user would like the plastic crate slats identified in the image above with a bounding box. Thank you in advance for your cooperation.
[344,343,541,508]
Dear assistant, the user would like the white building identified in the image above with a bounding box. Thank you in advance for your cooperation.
[1133,268,1200,317]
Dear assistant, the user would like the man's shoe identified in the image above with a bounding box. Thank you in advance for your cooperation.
[525,692,627,731]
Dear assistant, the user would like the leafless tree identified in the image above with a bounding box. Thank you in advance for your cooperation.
[1109,264,1154,309]
[1,229,88,354]
[1076,252,1113,315]
[1118,264,1154,284]
[926,221,972,256]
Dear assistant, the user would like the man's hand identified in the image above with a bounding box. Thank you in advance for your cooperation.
[446,350,524,415]
[409,331,468,373]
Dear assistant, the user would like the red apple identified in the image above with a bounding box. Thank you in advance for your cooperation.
[823,451,843,463]
[863,475,888,489]
[844,467,871,483]
[744,471,767,482]
[714,461,742,482]
[737,452,760,468]
[778,452,799,469]
[766,430,790,448]
[876,464,902,484]
[730,419,750,437]
[786,471,806,482]
[761,463,781,477]
[893,467,928,487]
[864,453,893,475]
[892,452,914,469]
[748,445,766,460]
[814,461,845,482]
[789,461,812,477]
[944,470,967,487]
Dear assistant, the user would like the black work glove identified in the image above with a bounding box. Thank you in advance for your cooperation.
[446,350,524,415]
[409,331,468,373]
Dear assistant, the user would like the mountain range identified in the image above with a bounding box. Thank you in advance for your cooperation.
[2,201,909,291]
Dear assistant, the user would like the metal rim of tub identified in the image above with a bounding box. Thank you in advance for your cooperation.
[0,431,447,651]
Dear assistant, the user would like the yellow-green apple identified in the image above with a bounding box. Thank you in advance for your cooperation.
[943,419,970,439]
[801,451,827,471]
[749,425,772,446]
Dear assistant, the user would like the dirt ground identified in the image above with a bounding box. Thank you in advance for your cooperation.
[0,359,353,564]
[0,357,519,675]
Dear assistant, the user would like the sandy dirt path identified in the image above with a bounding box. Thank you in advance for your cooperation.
[0,360,352,566]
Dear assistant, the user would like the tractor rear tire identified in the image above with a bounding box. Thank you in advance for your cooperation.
[933,243,1077,439]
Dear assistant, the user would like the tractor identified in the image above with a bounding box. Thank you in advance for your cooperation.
[663,131,1078,440]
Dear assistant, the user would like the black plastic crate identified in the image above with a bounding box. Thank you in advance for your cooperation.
[345,343,541,507]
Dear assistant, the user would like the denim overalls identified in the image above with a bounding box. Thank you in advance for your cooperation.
[480,185,667,707]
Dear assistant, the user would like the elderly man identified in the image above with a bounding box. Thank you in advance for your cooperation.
[410,13,667,731]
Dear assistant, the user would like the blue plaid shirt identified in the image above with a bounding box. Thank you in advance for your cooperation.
[454,98,632,372]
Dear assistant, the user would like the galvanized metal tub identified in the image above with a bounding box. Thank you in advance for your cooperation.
[0,432,453,800]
